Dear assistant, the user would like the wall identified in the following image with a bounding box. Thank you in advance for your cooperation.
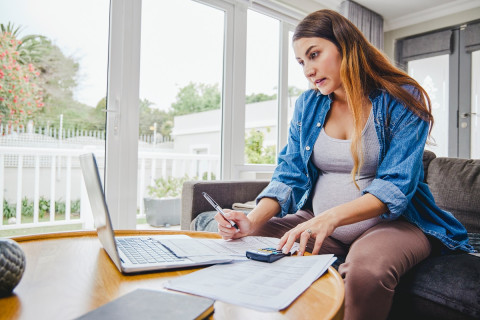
[384,7,480,60]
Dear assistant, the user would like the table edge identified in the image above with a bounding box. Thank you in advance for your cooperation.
[9,229,221,242]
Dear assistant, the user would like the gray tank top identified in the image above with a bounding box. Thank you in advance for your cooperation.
[311,109,382,244]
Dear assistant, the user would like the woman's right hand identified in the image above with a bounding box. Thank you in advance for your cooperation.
[215,209,253,240]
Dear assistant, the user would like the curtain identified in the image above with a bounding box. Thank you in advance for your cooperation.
[340,0,384,49]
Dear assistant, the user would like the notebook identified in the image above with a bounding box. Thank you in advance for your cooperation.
[76,289,214,320]
[79,153,232,274]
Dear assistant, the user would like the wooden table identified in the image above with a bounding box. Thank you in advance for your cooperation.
[0,230,344,320]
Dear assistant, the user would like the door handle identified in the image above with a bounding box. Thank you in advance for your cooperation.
[460,112,477,118]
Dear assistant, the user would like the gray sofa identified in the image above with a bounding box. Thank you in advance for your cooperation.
[181,150,480,319]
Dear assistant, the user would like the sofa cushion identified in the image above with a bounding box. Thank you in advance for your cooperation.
[392,253,480,319]
[426,157,480,234]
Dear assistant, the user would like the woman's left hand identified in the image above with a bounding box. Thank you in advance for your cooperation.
[277,211,337,256]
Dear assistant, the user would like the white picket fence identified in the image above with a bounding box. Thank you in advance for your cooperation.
[0,146,219,230]
[0,124,172,145]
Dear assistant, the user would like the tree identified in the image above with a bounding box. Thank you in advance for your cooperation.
[170,82,220,116]
[0,23,92,131]
[245,128,276,164]
[288,86,303,97]
[245,92,277,104]
[0,23,44,127]
[32,35,85,129]
[138,98,173,136]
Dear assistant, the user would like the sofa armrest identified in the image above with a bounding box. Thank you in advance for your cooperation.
[181,180,269,230]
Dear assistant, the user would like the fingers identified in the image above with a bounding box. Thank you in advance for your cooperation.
[281,229,301,254]
[276,233,287,250]
[311,229,328,255]
[297,230,311,256]
[277,226,327,256]
[213,211,234,228]
[215,210,250,239]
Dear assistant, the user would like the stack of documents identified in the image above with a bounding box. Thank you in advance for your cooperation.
[160,236,298,261]
[164,254,336,312]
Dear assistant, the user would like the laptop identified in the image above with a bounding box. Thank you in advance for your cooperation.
[79,153,232,274]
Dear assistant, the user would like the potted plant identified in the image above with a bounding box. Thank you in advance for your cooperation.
[144,176,189,227]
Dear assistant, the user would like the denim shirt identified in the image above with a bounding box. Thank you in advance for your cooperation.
[257,89,474,253]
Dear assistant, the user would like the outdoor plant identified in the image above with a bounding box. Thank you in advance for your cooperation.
[147,175,190,199]
[146,173,216,199]
[245,128,276,164]
[21,197,34,217]
[2,199,14,219]
[2,198,80,219]
[0,23,44,128]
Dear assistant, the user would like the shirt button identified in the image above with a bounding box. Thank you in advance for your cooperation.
[306,146,310,151]
[316,122,321,127]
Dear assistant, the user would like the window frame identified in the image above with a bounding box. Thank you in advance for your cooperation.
[106,0,302,228]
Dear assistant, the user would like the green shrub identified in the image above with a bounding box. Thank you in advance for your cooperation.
[71,199,80,213]
[21,197,34,217]
[2,198,80,218]
[39,197,50,218]
[147,175,190,199]
[55,201,66,215]
[201,172,216,180]
[3,200,15,219]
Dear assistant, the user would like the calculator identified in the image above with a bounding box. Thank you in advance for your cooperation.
[246,248,290,263]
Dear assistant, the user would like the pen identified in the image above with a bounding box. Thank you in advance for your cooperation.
[202,192,239,230]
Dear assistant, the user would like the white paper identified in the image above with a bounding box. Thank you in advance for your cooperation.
[158,236,298,260]
[164,254,336,312]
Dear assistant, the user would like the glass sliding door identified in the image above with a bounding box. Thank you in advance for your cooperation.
[471,50,480,159]
[0,0,109,235]
[408,55,450,157]
[138,0,225,228]
[398,20,480,159]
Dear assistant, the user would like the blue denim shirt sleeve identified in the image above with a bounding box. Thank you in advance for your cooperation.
[256,93,311,217]
[363,93,429,220]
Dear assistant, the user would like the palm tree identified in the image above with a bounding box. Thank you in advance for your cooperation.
[0,22,48,65]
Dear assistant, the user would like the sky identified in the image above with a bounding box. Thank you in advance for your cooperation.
[0,0,307,110]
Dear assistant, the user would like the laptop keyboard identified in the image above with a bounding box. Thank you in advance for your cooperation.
[116,237,184,264]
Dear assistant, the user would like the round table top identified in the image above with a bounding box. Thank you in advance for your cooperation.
[1,230,344,320]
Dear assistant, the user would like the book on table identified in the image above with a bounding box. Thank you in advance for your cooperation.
[76,289,214,320]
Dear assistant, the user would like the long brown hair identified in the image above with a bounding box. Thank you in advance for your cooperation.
[293,9,433,188]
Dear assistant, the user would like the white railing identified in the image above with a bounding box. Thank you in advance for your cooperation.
[0,146,219,230]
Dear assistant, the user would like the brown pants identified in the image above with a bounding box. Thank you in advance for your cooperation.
[253,210,432,320]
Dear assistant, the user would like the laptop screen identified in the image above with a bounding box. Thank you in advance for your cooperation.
[79,153,122,270]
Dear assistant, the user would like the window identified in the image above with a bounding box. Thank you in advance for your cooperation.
[287,30,310,125]
[244,10,279,166]
[471,50,480,159]
[408,55,449,157]
[137,0,225,227]
[0,0,109,235]
[1,0,304,232]
[397,21,480,158]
